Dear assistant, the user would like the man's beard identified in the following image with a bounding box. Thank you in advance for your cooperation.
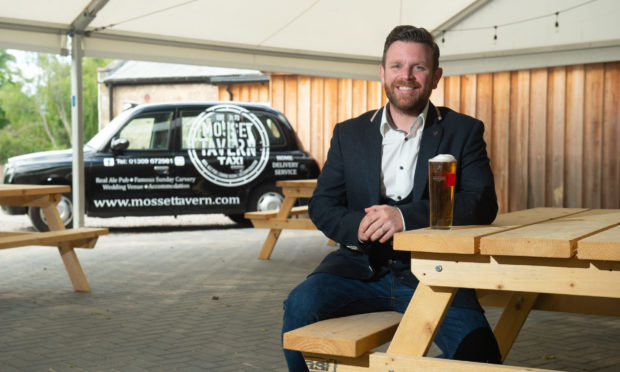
[384,80,432,116]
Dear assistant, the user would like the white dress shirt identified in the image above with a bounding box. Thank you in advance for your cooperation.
[379,102,429,228]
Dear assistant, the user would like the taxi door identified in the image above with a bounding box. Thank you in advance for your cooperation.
[86,110,179,216]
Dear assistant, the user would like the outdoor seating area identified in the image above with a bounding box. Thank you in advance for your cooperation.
[0,211,618,371]
[245,179,325,260]
[0,184,108,292]
[283,207,620,371]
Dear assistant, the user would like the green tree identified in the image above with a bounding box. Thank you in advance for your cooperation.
[0,50,110,163]
[0,50,16,129]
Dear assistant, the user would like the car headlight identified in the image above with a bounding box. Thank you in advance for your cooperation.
[2,164,14,184]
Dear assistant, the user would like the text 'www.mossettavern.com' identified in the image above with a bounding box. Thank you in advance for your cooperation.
[92,196,241,208]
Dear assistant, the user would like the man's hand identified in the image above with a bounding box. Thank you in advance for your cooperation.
[357,205,404,244]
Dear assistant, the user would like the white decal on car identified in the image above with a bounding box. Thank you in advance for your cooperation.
[186,105,270,187]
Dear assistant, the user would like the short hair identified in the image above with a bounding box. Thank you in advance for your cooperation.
[382,25,440,71]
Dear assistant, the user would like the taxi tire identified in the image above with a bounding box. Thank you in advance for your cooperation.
[28,191,73,232]
[227,184,284,226]
[248,184,284,213]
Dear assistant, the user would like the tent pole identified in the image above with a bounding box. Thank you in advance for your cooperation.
[71,34,85,229]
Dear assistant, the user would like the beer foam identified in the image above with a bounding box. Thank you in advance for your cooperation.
[429,154,456,162]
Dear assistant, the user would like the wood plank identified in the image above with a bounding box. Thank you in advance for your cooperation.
[476,73,493,160]
[480,209,620,258]
[577,224,620,261]
[430,77,444,106]
[565,65,585,208]
[337,79,353,123]
[492,292,538,361]
[583,64,605,208]
[444,75,460,111]
[284,76,298,131]
[370,352,561,371]
[270,75,285,114]
[387,284,455,356]
[509,70,529,212]
[491,71,511,214]
[283,311,402,358]
[546,66,566,208]
[245,205,309,220]
[0,184,70,197]
[351,80,367,117]
[323,78,339,167]
[411,253,620,298]
[460,74,477,117]
[366,81,383,111]
[394,208,586,254]
[249,218,316,230]
[528,68,547,208]
[477,290,620,316]
[277,179,317,190]
[602,62,620,209]
[297,76,312,153]
[0,228,108,250]
[310,77,324,166]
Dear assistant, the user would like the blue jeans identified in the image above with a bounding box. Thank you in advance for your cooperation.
[282,271,500,371]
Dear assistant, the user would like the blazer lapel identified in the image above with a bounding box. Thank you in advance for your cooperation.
[362,108,383,205]
[413,103,443,201]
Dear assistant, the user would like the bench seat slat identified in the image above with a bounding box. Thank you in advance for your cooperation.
[0,227,108,250]
[283,311,402,358]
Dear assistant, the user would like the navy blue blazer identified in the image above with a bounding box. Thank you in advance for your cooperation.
[308,103,497,288]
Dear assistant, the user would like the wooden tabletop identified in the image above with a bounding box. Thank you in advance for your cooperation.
[0,184,70,197]
[275,179,317,188]
[395,208,620,259]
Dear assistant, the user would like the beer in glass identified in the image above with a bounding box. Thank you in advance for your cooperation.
[429,154,456,229]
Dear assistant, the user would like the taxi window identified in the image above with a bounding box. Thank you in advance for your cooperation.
[180,110,285,150]
[117,112,173,150]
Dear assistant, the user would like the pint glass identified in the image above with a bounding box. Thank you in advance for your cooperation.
[428,154,457,229]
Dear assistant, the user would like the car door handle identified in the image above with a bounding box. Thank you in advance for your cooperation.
[154,165,169,175]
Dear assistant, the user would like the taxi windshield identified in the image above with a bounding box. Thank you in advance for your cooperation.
[86,108,139,151]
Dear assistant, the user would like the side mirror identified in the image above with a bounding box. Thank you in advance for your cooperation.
[110,138,129,152]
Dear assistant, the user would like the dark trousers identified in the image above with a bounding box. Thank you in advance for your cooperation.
[282,271,501,371]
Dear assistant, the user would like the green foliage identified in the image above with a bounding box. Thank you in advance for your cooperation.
[0,50,110,163]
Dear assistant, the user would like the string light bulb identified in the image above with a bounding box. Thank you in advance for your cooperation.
[493,25,498,44]
[555,11,560,32]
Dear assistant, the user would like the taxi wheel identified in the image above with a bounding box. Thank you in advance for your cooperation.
[28,192,73,232]
[249,184,284,213]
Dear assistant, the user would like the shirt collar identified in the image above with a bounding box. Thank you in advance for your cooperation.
[380,101,430,138]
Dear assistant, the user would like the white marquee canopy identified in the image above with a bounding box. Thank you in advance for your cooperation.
[1,0,619,80]
[1,0,619,227]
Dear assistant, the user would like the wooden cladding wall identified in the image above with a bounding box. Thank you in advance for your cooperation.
[218,62,619,213]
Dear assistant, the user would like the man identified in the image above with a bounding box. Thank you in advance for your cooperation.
[282,25,501,371]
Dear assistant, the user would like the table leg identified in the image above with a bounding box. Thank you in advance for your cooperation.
[387,283,456,356]
[58,245,91,292]
[257,196,297,260]
[257,229,282,260]
[493,292,538,361]
[42,198,91,292]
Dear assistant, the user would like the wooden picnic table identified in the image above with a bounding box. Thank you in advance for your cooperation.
[0,184,108,292]
[245,179,318,260]
[285,207,620,371]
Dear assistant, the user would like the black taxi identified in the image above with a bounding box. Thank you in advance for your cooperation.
[2,102,320,230]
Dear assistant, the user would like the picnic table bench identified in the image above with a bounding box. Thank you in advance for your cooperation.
[245,179,322,259]
[284,207,620,371]
[0,184,108,292]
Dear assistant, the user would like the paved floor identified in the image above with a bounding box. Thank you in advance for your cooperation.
[0,214,619,372]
